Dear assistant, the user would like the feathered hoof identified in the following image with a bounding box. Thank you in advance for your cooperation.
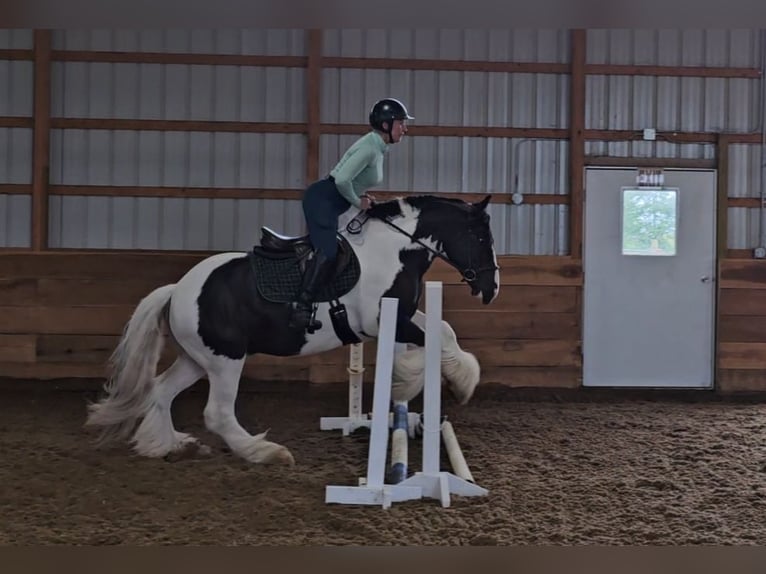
[258,444,296,466]
[162,437,213,462]
[247,432,296,466]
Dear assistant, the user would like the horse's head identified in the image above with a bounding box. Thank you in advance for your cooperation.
[398,194,500,304]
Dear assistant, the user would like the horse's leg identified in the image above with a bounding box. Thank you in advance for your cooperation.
[202,357,295,466]
[391,315,427,402]
[131,352,206,458]
[393,311,481,405]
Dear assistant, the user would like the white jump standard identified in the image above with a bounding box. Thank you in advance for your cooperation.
[324,281,488,508]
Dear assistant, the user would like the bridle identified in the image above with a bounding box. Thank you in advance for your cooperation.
[347,209,499,286]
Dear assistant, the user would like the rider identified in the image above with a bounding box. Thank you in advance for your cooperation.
[290,97,414,332]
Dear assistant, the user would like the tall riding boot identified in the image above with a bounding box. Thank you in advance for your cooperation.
[290,251,332,333]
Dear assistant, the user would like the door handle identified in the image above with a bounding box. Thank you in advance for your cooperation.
[701,276,714,283]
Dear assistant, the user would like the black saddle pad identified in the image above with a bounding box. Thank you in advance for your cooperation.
[250,244,361,304]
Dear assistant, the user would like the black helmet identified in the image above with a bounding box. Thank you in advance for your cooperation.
[369,98,414,131]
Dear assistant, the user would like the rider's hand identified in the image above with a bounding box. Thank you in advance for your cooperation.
[360,197,372,210]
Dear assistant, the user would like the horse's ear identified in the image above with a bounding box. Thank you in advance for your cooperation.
[473,195,491,211]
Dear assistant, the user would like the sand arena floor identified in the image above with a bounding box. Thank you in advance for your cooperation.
[2,381,766,545]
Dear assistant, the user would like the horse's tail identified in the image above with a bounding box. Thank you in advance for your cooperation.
[85,283,176,445]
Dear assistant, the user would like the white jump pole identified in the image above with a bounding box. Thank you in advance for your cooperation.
[325,297,422,508]
[319,343,370,435]
[441,420,475,483]
[395,281,488,508]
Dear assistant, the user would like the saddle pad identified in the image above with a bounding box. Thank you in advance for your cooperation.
[250,249,361,304]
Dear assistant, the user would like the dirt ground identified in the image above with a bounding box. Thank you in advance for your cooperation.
[2,380,766,546]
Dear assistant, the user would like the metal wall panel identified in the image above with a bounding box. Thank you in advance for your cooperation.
[0,194,31,247]
[587,74,760,135]
[500,205,569,255]
[322,29,570,62]
[320,137,568,195]
[0,59,33,117]
[46,29,309,250]
[0,30,33,248]
[25,29,766,254]
[0,128,33,184]
[0,29,33,49]
[48,129,306,249]
[321,71,568,129]
[587,30,760,67]
[48,196,305,251]
[727,208,761,250]
[728,145,763,251]
[50,130,305,187]
[587,30,761,135]
[51,63,305,122]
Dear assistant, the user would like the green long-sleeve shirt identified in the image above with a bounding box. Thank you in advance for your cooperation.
[329,131,389,208]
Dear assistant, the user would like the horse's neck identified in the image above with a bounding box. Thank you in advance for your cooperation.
[348,212,437,286]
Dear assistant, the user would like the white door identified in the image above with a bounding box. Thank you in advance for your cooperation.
[583,168,716,388]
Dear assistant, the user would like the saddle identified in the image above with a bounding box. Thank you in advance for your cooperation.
[249,227,361,305]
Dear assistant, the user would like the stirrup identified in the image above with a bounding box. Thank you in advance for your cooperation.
[290,300,322,333]
[307,314,323,334]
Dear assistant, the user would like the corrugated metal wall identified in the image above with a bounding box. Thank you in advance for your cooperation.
[586,30,760,159]
[586,30,764,249]
[2,29,765,253]
[0,29,34,247]
[320,29,571,255]
[42,29,574,254]
[48,29,308,251]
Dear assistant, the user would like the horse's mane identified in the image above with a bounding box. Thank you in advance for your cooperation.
[365,194,476,222]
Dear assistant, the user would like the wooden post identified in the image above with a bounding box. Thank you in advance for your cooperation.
[716,134,730,260]
[31,29,52,251]
[305,29,322,185]
[568,29,586,259]
[715,133,730,392]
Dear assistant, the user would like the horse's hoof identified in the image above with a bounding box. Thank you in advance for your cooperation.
[164,439,212,462]
[261,445,296,466]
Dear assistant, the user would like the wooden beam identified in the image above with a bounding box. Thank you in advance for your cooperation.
[717,135,730,260]
[569,29,586,259]
[321,56,569,74]
[585,156,716,169]
[585,129,719,144]
[31,30,51,252]
[41,114,766,148]
[50,185,306,200]
[719,259,766,289]
[585,64,760,79]
[52,50,306,68]
[46,184,567,205]
[726,133,761,144]
[320,124,568,139]
[0,116,34,128]
[0,184,32,195]
[305,30,322,185]
[727,198,762,208]
[50,118,307,133]
[0,49,34,61]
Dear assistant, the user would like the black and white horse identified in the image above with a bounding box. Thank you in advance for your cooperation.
[85,195,500,465]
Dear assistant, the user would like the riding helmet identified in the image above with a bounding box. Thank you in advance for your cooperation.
[369,98,414,131]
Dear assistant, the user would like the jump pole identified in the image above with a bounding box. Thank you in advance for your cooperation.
[325,297,422,508]
[319,342,370,435]
[394,281,488,508]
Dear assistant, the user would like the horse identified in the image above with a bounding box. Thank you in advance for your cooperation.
[84,194,500,465]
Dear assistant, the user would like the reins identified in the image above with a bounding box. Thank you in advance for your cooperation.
[345,208,498,285]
